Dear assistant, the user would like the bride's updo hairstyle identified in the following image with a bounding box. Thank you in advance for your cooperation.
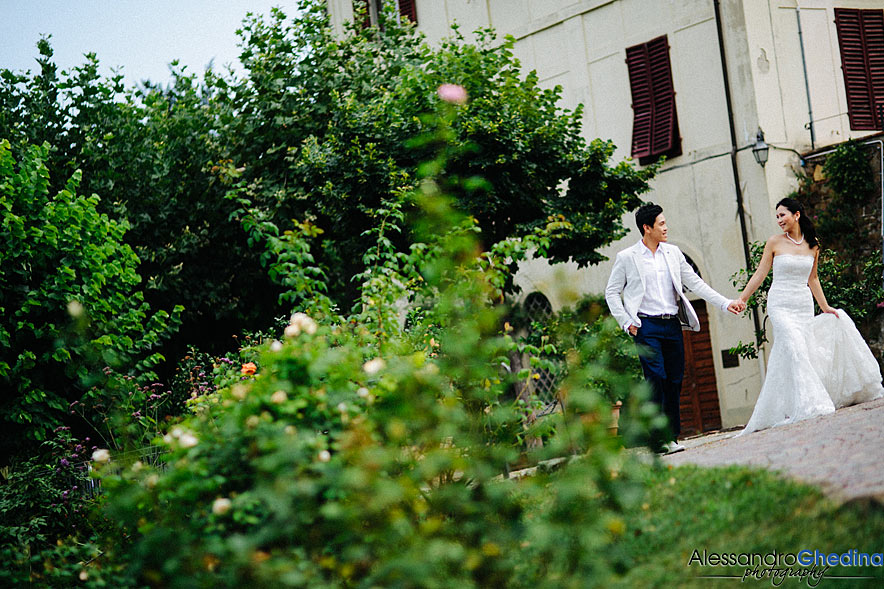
[776,197,818,248]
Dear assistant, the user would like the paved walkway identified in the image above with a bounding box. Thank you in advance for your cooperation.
[662,397,884,502]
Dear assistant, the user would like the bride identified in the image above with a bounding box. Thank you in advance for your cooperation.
[735,197,883,435]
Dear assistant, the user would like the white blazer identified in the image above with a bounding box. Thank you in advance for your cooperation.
[604,241,730,332]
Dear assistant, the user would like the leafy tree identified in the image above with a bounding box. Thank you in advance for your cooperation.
[0,1,653,458]
[2,1,652,357]
[0,42,283,366]
[228,1,655,305]
[76,68,283,357]
[0,140,181,454]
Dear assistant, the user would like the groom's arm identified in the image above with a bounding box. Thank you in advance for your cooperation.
[605,254,633,332]
[678,254,734,313]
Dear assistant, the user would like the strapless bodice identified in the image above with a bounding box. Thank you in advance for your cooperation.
[770,254,813,288]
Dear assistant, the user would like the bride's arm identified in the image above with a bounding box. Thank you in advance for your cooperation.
[808,247,839,317]
[737,238,775,305]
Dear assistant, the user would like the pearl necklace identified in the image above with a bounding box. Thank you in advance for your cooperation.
[785,232,804,245]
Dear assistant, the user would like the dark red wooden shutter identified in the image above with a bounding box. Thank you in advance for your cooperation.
[354,0,372,29]
[398,0,417,23]
[626,35,680,162]
[647,36,677,156]
[626,42,653,158]
[835,8,884,130]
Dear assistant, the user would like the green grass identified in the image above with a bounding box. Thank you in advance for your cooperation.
[607,464,884,587]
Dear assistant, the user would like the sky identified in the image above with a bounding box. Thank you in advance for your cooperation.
[0,1,300,87]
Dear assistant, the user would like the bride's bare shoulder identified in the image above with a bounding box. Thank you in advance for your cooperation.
[765,234,785,252]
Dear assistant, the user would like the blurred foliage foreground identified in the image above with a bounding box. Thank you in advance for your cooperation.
[1,81,656,585]
[90,101,652,588]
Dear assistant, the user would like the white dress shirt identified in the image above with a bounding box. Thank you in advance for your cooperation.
[636,240,679,317]
[605,240,734,333]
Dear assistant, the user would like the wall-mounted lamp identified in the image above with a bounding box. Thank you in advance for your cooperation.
[752,128,769,168]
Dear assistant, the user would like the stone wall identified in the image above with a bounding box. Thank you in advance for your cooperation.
[801,139,884,362]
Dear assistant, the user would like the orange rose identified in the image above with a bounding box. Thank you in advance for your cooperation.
[240,362,257,376]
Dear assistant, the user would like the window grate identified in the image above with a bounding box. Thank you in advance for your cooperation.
[522,292,560,406]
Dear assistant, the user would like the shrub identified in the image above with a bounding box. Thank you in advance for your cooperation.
[0,140,182,454]
[97,103,650,588]
[0,430,117,586]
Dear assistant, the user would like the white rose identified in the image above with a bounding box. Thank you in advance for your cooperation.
[67,300,85,318]
[212,497,232,515]
[289,312,318,336]
[357,387,370,398]
[284,323,300,338]
[269,340,283,352]
[363,358,385,375]
[270,390,288,404]
[91,449,111,463]
[179,433,198,448]
[318,450,331,462]
[302,318,318,334]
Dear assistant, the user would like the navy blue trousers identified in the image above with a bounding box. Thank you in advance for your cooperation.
[634,317,684,446]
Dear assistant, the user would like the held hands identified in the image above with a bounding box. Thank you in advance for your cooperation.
[727,299,747,315]
[627,324,638,336]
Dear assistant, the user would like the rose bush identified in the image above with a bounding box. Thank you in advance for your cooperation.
[97,102,651,587]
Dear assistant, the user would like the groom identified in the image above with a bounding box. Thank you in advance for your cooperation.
[605,203,744,454]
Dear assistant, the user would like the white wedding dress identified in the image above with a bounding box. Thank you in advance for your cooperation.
[739,254,884,435]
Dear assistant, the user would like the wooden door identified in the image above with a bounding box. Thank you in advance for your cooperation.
[680,300,722,436]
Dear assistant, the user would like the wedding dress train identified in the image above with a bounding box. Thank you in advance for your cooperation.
[739,254,883,435]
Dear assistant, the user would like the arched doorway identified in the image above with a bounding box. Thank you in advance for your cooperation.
[679,256,723,435]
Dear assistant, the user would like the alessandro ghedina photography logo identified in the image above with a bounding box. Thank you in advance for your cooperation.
[688,549,882,586]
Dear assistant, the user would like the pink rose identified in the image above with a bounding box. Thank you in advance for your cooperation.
[437,84,468,105]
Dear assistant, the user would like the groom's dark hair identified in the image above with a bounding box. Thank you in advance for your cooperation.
[636,203,663,235]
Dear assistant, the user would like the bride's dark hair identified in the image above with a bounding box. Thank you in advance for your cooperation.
[776,197,818,248]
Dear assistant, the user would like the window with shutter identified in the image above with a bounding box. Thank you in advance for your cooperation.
[398,0,417,23]
[353,0,418,28]
[625,35,682,165]
[835,8,884,130]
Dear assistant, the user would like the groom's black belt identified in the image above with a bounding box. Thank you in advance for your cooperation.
[637,312,678,320]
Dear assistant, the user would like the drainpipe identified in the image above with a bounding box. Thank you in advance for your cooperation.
[796,5,816,149]
[713,0,764,358]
